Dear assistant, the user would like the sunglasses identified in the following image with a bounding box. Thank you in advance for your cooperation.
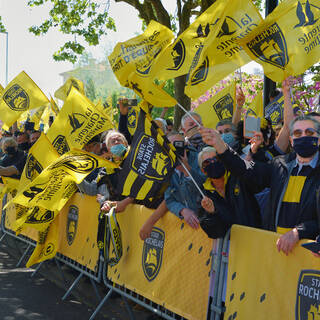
[202,157,218,169]
[292,128,318,138]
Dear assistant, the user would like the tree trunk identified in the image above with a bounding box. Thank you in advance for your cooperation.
[173,75,191,131]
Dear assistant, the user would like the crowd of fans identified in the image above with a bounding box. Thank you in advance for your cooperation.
[1,75,320,261]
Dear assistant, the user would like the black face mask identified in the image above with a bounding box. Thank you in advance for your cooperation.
[18,142,30,151]
[204,162,226,179]
[293,136,319,158]
[5,146,17,155]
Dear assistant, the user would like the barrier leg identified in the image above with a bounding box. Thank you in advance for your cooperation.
[55,258,69,289]
[89,288,114,320]
[121,294,136,320]
[31,261,45,278]
[89,278,101,302]
[16,243,32,268]
[0,232,6,244]
[62,272,84,301]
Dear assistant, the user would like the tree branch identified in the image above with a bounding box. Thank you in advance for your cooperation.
[147,0,171,28]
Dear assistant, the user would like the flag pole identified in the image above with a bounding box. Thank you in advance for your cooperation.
[178,159,205,198]
[177,102,202,127]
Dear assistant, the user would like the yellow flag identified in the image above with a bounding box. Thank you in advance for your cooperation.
[54,77,85,101]
[47,88,114,155]
[246,91,264,118]
[125,72,177,107]
[108,20,174,85]
[149,0,229,81]
[265,93,284,125]
[12,150,118,212]
[185,0,263,99]
[0,71,49,128]
[49,96,59,115]
[0,83,4,95]
[1,177,20,195]
[194,82,236,129]
[26,217,59,268]
[29,105,47,130]
[238,0,320,82]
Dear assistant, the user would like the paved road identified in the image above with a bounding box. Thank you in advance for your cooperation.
[0,241,153,320]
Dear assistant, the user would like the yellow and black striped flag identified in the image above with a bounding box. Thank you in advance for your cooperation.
[117,109,176,200]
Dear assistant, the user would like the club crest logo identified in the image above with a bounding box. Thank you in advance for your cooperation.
[132,134,174,181]
[217,18,237,38]
[167,39,186,71]
[3,84,30,111]
[246,108,257,117]
[265,94,284,126]
[189,56,209,86]
[212,94,234,120]
[246,23,289,69]
[23,184,47,202]
[66,205,78,246]
[25,207,54,224]
[295,0,319,28]
[50,153,98,174]
[68,113,87,134]
[142,227,165,281]
[52,135,70,155]
[127,107,138,131]
[296,269,320,320]
[25,154,43,180]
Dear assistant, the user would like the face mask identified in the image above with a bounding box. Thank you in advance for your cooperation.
[221,133,236,147]
[110,144,127,157]
[5,146,17,155]
[188,133,203,147]
[293,136,319,158]
[18,142,30,151]
[204,162,226,179]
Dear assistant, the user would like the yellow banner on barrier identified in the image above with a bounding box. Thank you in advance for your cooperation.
[225,225,320,320]
[58,193,100,272]
[108,204,213,320]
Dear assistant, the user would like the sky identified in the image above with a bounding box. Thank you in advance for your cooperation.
[0,0,260,98]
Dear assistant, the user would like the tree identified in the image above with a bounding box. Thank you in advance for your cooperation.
[2,0,265,127]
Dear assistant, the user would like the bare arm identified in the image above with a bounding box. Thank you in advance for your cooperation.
[275,77,294,153]
[0,166,19,176]
[232,86,245,127]
[139,200,168,240]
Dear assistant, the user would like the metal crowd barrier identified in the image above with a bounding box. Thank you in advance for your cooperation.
[0,190,231,320]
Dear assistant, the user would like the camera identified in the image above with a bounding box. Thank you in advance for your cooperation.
[127,99,137,107]
[173,140,185,157]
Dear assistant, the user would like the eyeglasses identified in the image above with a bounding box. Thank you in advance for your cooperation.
[292,128,318,138]
[218,128,232,134]
[202,157,218,169]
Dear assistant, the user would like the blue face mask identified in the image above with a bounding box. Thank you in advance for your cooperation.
[110,144,127,157]
[293,136,319,158]
[221,133,236,146]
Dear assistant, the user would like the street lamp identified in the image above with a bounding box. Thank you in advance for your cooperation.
[0,31,8,86]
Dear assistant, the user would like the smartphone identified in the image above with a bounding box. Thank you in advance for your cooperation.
[301,242,320,253]
[244,116,261,139]
[127,99,137,107]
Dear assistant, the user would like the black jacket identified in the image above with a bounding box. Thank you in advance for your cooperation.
[219,148,320,240]
[199,174,262,239]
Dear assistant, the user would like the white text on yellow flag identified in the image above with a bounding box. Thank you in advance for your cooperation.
[148,0,229,81]
[0,71,49,128]
[46,87,114,155]
[194,82,236,129]
[12,150,118,212]
[108,20,174,85]
[238,0,320,82]
[185,0,263,99]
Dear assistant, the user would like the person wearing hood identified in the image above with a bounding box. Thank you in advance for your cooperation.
[200,114,320,255]
[0,137,27,180]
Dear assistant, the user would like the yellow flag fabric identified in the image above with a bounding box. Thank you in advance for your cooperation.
[185,0,263,99]
[194,82,236,129]
[109,20,174,85]
[29,105,47,130]
[149,0,229,81]
[125,72,177,107]
[1,177,20,194]
[26,216,59,268]
[12,150,118,212]
[54,77,85,101]
[0,83,4,95]
[49,96,59,115]
[246,91,264,118]
[0,71,49,128]
[265,93,284,125]
[47,88,114,155]
[238,0,320,82]
[225,225,320,320]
